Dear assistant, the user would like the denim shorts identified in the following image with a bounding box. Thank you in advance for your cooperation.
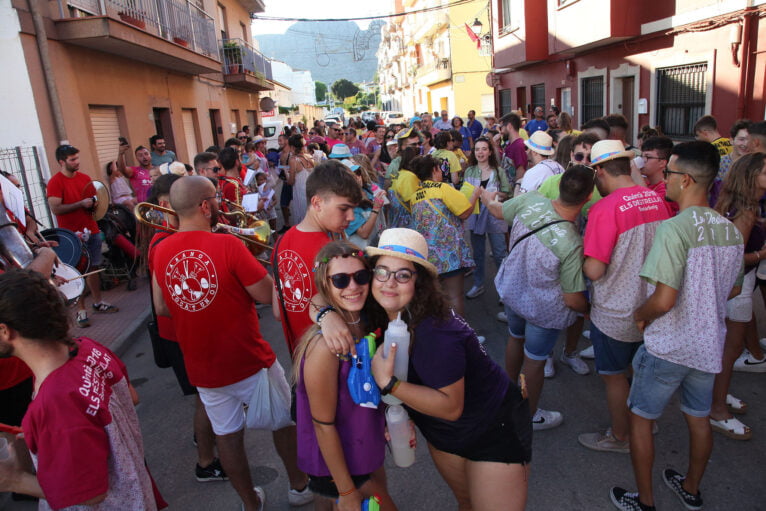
[85,233,103,267]
[505,306,561,361]
[590,323,640,375]
[627,345,715,420]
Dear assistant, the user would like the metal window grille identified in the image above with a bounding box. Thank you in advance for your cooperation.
[581,76,604,123]
[656,63,707,140]
[0,147,54,228]
[499,89,512,116]
[531,84,545,113]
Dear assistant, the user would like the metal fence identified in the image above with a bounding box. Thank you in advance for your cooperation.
[0,147,54,229]
[61,0,218,59]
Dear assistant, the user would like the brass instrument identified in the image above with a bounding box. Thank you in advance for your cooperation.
[133,202,272,256]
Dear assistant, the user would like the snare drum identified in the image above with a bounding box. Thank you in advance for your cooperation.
[53,263,84,306]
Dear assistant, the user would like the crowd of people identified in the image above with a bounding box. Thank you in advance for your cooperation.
[0,107,764,511]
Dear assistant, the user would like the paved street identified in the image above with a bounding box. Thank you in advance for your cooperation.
[2,278,765,510]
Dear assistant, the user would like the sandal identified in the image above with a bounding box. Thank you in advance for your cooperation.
[92,302,119,313]
[726,394,748,415]
[710,417,752,440]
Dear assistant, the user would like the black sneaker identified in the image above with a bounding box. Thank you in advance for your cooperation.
[610,487,655,511]
[195,458,228,482]
[663,468,703,510]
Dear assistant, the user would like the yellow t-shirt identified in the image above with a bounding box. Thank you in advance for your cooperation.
[432,149,462,177]
[391,169,420,212]
[412,180,471,217]
[712,137,733,157]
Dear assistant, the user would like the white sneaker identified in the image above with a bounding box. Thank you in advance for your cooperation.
[544,356,555,378]
[733,350,766,373]
[242,486,266,511]
[580,345,595,359]
[760,338,766,351]
[465,285,485,299]
[532,408,563,430]
[288,485,314,506]
[560,349,590,375]
[496,311,508,323]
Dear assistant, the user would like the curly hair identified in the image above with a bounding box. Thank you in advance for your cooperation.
[291,240,371,383]
[0,269,72,348]
[715,152,766,221]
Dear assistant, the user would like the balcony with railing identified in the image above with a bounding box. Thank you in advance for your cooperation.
[220,38,274,92]
[416,57,451,86]
[54,0,220,74]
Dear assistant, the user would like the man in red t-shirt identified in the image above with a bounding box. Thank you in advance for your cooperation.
[119,145,154,203]
[0,247,58,428]
[218,147,249,212]
[639,136,679,216]
[0,270,164,510]
[47,145,119,328]
[272,160,362,354]
[152,176,310,510]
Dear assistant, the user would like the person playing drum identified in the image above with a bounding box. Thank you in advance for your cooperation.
[47,145,119,328]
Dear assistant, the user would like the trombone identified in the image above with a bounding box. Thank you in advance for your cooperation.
[134,202,272,256]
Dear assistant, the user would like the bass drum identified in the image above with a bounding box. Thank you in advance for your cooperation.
[40,228,90,273]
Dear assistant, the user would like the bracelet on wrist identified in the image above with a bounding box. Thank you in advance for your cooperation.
[338,487,355,497]
[756,251,761,261]
[371,209,380,214]
[380,376,399,395]
[316,305,336,325]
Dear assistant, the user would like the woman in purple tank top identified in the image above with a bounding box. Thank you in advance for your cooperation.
[292,241,397,510]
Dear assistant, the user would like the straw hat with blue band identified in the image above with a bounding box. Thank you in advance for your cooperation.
[365,228,438,276]
[589,140,635,166]
[523,131,555,156]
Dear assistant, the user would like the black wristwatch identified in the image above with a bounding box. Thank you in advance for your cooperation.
[380,376,399,395]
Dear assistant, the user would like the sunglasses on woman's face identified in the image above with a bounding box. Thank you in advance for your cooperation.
[329,269,372,289]
[573,152,589,162]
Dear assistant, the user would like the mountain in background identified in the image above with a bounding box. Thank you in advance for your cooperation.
[255,20,383,85]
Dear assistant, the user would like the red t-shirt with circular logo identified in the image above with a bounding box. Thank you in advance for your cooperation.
[153,231,275,388]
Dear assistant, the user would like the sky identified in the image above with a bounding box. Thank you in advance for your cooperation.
[251,0,395,35]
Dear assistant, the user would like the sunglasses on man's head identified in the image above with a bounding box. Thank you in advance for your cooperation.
[329,269,372,289]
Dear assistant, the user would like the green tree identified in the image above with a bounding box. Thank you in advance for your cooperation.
[315,81,327,102]
[331,79,360,101]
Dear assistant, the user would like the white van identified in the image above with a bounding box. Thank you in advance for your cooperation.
[262,121,284,150]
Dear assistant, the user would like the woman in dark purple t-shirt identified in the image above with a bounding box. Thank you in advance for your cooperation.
[368,228,532,511]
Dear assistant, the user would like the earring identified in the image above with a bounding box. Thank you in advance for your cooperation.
[680,185,684,190]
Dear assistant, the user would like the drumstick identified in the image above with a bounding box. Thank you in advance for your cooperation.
[60,268,105,283]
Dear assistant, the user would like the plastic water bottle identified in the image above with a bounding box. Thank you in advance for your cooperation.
[385,404,415,468]
[0,437,9,461]
[382,311,410,405]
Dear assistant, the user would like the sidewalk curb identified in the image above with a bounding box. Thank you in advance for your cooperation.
[111,309,151,358]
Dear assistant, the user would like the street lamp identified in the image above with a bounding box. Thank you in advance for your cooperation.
[471,18,483,37]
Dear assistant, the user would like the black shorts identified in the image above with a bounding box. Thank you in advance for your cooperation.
[280,183,293,207]
[307,473,372,499]
[0,377,33,426]
[165,340,197,396]
[444,385,532,464]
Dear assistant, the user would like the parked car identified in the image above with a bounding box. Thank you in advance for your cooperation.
[386,112,405,126]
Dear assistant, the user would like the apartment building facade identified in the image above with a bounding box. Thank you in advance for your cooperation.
[10,0,277,184]
[377,0,494,118]
[490,0,766,142]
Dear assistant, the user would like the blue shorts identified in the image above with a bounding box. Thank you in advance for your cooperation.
[85,233,103,267]
[505,306,561,361]
[628,345,715,420]
[590,323,640,375]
